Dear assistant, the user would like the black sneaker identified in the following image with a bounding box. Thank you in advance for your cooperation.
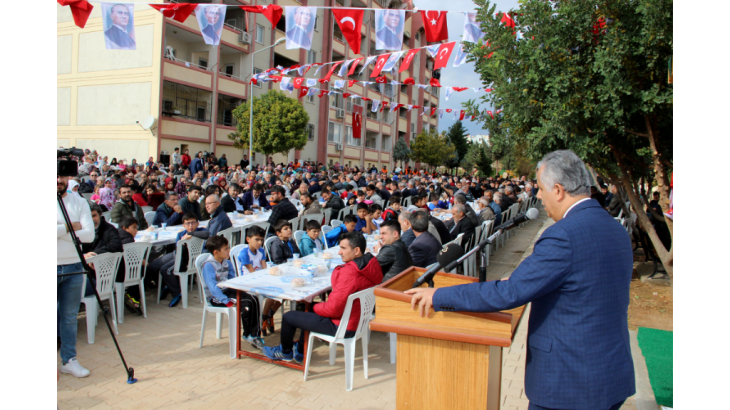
[159,287,170,301]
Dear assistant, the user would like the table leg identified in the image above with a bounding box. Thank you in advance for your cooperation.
[236,290,241,359]
[301,301,311,372]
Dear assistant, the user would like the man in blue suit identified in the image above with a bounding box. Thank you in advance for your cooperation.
[241,183,271,214]
[406,150,635,410]
[190,152,203,176]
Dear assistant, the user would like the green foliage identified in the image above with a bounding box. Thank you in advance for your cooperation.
[392,135,412,168]
[446,121,471,164]
[410,129,457,170]
[229,90,309,156]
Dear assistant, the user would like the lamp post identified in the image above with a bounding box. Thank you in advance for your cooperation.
[249,36,286,166]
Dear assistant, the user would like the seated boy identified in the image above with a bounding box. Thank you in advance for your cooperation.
[355,202,377,234]
[299,220,324,257]
[381,196,401,222]
[202,236,264,349]
[369,204,383,230]
[150,213,210,307]
[261,219,301,334]
[356,190,373,205]
[116,216,144,313]
[237,225,267,274]
[325,214,357,248]
[263,231,383,361]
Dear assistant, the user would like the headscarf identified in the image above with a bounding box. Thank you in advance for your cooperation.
[98,187,115,209]
[67,180,80,194]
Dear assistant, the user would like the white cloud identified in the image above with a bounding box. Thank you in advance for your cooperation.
[412,0,519,134]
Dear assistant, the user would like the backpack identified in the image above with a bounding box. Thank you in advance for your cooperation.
[382,208,399,222]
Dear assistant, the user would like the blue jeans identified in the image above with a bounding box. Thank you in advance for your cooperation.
[57,263,84,364]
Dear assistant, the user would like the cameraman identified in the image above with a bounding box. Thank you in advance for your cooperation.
[57,174,95,378]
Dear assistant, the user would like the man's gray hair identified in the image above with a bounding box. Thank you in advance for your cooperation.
[505,186,513,194]
[536,150,591,196]
[453,204,466,216]
[399,211,412,222]
[454,193,467,204]
[164,191,178,200]
[494,192,502,202]
[478,198,489,207]
[207,194,220,203]
[398,181,406,188]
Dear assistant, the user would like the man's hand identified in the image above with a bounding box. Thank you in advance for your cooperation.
[404,287,438,318]
[173,205,183,213]
[243,210,252,215]
[84,252,97,259]
[71,222,83,232]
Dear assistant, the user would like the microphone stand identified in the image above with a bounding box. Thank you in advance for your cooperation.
[440,231,502,283]
[57,192,137,384]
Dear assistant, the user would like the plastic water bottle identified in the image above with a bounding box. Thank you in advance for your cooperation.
[161,222,167,230]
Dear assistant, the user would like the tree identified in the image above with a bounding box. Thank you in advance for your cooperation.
[392,135,412,169]
[466,0,673,274]
[410,129,456,172]
[446,120,471,166]
[464,141,494,177]
[229,90,309,156]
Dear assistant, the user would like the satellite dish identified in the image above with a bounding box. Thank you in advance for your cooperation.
[140,115,156,130]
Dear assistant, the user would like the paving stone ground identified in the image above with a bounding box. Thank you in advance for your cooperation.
[57,206,640,409]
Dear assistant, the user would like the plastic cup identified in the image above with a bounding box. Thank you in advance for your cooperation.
[293,253,300,260]
[161,223,167,230]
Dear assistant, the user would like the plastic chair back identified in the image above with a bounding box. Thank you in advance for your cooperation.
[302,213,324,229]
[82,193,94,201]
[264,236,277,262]
[230,244,247,276]
[144,211,156,228]
[333,287,376,340]
[331,219,343,228]
[289,217,300,232]
[194,254,212,307]
[217,226,240,247]
[293,230,306,250]
[102,211,111,221]
[122,242,152,283]
[323,208,333,226]
[141,206,153,214]
[175,236,205,274]
[87,253,123,297]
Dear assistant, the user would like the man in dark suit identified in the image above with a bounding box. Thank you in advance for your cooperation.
[407,150,635,410]
[429,215,452,245]
[376,9,403,50]
[221,185,244,213]
[266,185,299,231]
[104,4,136,50]
[190,152,203,176]
[374,220,414,282]
[399,182,412,199]
[407,210,441,268]
[398,211,415,248]
[201,5,223,44]
[448,204,476,246]
[286,7,313,49]
[241,183,271,214]
[321,188,345,217]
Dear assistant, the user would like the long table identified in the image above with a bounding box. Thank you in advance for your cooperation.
[219,248,343,371]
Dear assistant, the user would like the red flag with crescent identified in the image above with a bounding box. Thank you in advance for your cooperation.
[370,54,391,78]
[453,87,468,92]
[348,80,358,87]
[445,109,453,113]
[430,107,437,116]
[399,49,420,73]
[348,57,364,76]
[150,3,198,23]
[500,12,516,29]
[343,93,352,99]
[375,75,387,84]
[420,10,449,42]
[433,42,456,70]
[403,78,416,85]
[459,110,466,120]
[353,105,363,138]
[320,62,341,83]
[239,5,283,27]
[317,89,328,98]
[332,8,365,55]
[58,0,95,28]
[292,78,304,89]
[487,110,494,119]
[298,86,309,99]
[429,78,442,88]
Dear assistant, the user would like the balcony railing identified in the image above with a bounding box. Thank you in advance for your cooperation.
[164,53,210,71]
[162,81,213,123]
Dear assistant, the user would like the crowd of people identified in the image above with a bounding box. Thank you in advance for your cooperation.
[59,146,544,376]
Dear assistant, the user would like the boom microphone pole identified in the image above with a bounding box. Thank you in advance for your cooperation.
[58,173,137,384]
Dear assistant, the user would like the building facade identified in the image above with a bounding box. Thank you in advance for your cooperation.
[57,0,439,169]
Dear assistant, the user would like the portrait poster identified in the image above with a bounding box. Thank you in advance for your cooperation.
[463,12,484,43]
[102,3,136,50]
[375,9,405,50]
[285,6,317,50]
[196,4,226,45]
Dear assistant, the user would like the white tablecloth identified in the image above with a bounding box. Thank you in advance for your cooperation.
[198,211,272,229]
[134,226,184,246]
[219,247,344,303]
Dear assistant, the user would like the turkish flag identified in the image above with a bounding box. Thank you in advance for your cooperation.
[268,75,282,83]
[353,105,363,138]
[403,78,416,85]
[58,0,94,28]
[420,10,449,42]
[500,12,515,29]
[298,86,309,99]
[445,109,453,113]
[249,78,258,86]
[430,107,437,116]
[332,8,365,55]
[399,49,420,73]
[459,110,466,120]
[471,115,477,121]
[496,109,503,114]
[429,78,442,88]
[150,3,197,23]
[453,87,468,92]
[343,93,352,99]
[370,54,391,78]
[347,57,363,76]
[375,75,387,84]
[484,88,493,92]
[362,97,372,102]
[433,42,456,70]
[292,78,305,89]
[348,80,358,87]
[321,62,341,83]
[318,89,328,98]
[239,5,283,27]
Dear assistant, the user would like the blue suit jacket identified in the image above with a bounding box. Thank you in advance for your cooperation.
[190,158,203,175]
[433,199,635,409]
[240,191,271,211]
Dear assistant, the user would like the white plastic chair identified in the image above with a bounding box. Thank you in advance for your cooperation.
[82,192,94,201]
[157,236,205,308]
[302,213,324,229]
[289,217,301,232]
[217,225,241,247]
[243,222,270,239]
[323,208,333,226]
[141,206,153,214]
[331,219,343,228]
[102,211,112,221]
[230,244,267,325]
[194,254,238,359]
[115,242,152,323]
[464,225,482,277]
[293,230,306,250]
[264,236,277,263]
[143,211,156,228]
[82,252,123,344]
[480,220,494,266]
[303,287,376,391]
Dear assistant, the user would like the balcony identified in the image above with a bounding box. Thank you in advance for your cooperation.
[164,23,214,89]
[162,81,213,123]
[217,94,243,128]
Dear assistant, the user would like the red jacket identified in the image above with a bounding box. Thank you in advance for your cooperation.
[181,154,191,166]
[314,254,383,331]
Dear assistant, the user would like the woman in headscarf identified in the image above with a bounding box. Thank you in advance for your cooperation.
[144,185,165,210]
[130,159,138,169]
[67,180,82,197]
[146,157,155,167]
[118,159,126,171]
[110,157,118,166]
[98,183,116,212]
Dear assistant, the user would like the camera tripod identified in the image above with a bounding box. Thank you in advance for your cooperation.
[57,192,137,384]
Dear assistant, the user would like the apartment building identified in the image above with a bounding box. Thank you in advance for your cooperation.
[57,0,439,169]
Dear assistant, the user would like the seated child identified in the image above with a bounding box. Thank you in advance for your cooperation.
[369,204,383,230]
[381,196,401,222]
[202,236,264,349]
[261,219,301,335]
[325,214,357,248]
[299,219,324,257]
[356,190,373,205]
[355,202,377,234]
[237,225,267,274]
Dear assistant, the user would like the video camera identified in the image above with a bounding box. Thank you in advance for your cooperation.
[57,147,84,177]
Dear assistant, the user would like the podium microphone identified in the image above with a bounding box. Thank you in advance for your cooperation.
[493,208,540,233]
[412,243,464,288]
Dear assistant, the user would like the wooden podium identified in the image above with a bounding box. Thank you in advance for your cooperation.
[370,267,525,410]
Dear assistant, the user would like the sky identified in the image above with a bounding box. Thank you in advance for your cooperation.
[413,0,519,136]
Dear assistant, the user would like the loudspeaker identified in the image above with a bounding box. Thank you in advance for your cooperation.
[159,154,170,167]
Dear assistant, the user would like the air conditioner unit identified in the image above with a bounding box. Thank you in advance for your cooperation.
[336,109,345,118]
[335,143,342,152]
[239,32,252,44]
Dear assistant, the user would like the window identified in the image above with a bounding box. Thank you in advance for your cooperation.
[314,15,319,31]
[415,32,420,41]
[360,35,368,56]
[253,68,263,88]
[366,133,378,149]
[162,81,212,122]
[196,107,206,122]
[399,107,407,119]
[306,92,315,103]
[411,123,415,133]
[163,100,173,111]
[412,132,417,141]
[307,124,315,141]
[276,15,286,32]
[223,64,234,77]
[366,102,380,121]
[226,19,237,30]
[382,134,392,151]
[333,21,344,42]
[255,24,264,44]
[346,99,353,113]
[330,92,343,109]
[401,85,408,95]
[346,125,361,146]
[383,83,394,98]
[328,121,342,143]
[307,50,317,64]
[198,58,208,69]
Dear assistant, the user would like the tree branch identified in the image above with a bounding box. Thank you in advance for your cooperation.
[623,129,649,138]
